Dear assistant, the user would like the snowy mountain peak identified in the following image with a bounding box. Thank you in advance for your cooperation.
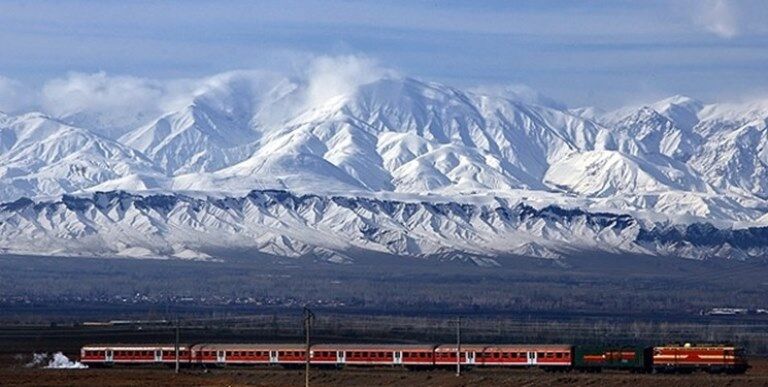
[1,77,767,262]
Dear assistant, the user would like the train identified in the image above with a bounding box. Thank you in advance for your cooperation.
[80,342,749,373]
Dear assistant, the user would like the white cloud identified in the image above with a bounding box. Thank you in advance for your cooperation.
[0,55,399,136]
[0,76,36,114]
[696,0,739,38]
[39,72,200,137]
[302,55,396,108]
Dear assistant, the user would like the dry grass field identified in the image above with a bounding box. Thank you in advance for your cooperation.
[2,360,768,387]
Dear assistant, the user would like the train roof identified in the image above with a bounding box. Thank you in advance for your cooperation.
[483,344,572,351]
[654,345,737,350]
[312,344,436,351]
[435,344,571,352]
[434,344,487,352]
[190,343,307,351]
[82,344,190,350]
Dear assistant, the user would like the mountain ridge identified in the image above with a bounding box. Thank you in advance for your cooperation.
[1,75,767,261]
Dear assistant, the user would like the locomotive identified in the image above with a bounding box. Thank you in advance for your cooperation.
[80,342,749,373]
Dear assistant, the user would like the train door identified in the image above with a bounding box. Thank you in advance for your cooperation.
[466,351,476,365]
[269,350,278,364]
[337,351,346,364]
[154,350,162,362]
[393,351,402,365]
[216,350,226,363]
[105,350,113,362]
[527,351,537,365]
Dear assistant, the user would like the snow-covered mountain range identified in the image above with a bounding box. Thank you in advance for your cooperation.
[1,75,766,263]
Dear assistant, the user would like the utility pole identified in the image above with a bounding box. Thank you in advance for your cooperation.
[456,316,461,377]
[303,307,315,387]
[174,318,180,374]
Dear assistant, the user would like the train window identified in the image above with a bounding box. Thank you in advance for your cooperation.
[493,353,500,358]
[537,352,545,358]
[556,353,563,358]
[502,353,509,358]
[547,353,554,358]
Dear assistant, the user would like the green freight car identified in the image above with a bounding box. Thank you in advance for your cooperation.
[573,346,652,372]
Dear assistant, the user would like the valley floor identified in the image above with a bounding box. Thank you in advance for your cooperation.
[3,360,768,387]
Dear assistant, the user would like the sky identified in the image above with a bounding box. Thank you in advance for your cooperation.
[0,0,767,111]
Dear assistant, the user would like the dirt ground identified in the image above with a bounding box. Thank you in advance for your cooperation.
[2,359,768,387]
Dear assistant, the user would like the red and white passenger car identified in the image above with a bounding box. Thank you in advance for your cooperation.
[81,344,192,365]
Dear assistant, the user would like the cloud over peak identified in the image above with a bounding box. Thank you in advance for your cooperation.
[0,55,397,136]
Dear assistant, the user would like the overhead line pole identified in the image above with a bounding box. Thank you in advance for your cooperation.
[456,316,461,377]
[174,318,180,374]
[304,307,315,387]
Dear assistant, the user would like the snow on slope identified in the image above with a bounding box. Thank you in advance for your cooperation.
[0,190,765,263]
[1,74,768,262]
[175,77,600,195]
[0,112,160,200]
